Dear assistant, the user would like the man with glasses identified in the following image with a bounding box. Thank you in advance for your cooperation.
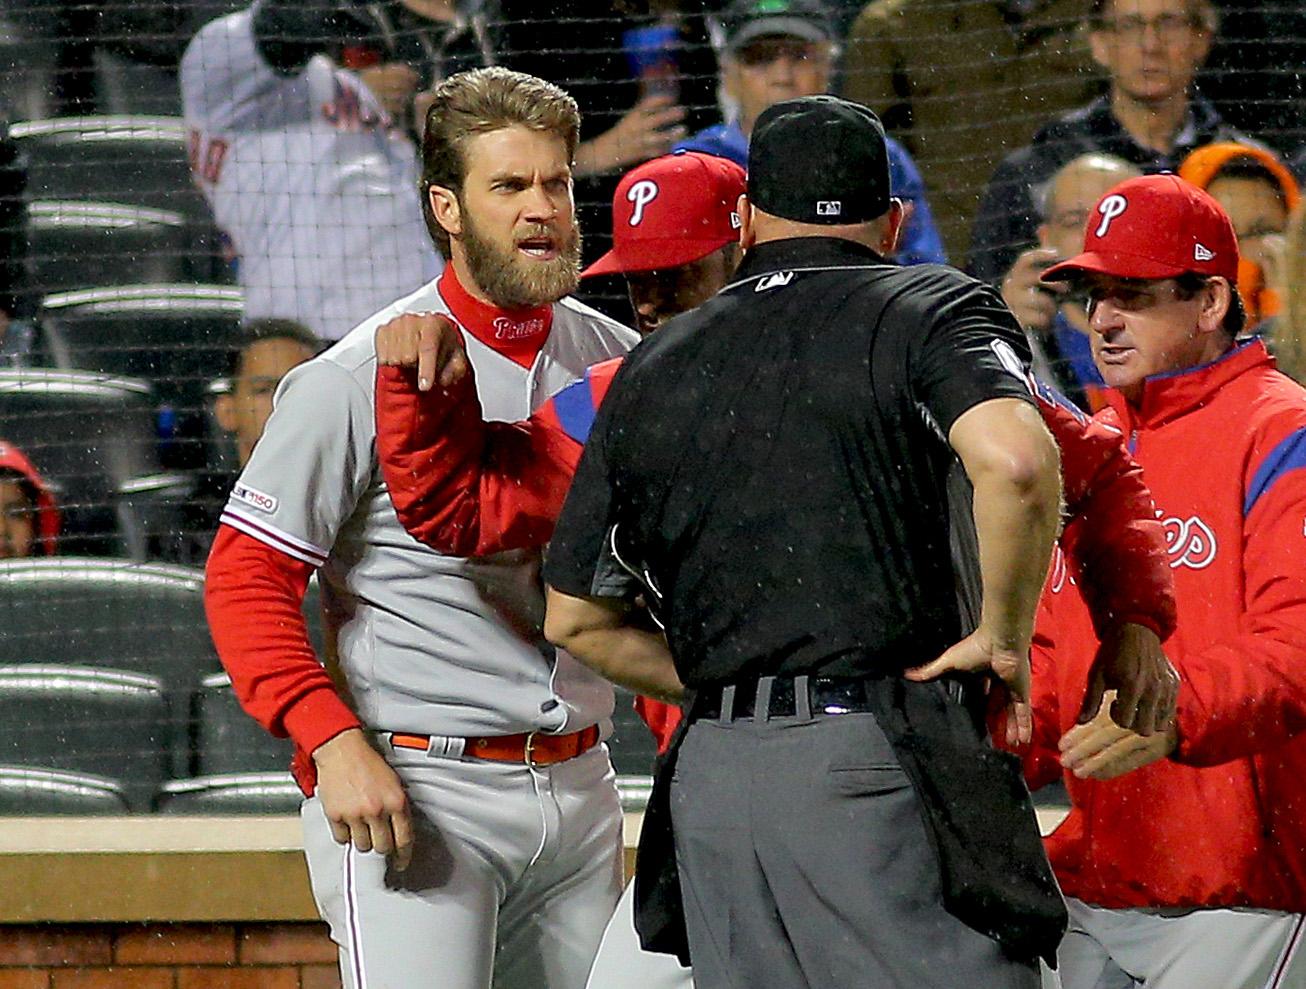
[676,0,946,266]
[1001,153,1141,410]
[1028,173,1306,988]
[970,0,1250,287]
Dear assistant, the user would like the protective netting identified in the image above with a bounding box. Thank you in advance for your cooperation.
[0,0,1300,812]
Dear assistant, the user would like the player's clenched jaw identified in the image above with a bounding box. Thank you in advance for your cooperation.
[450,125,582,309]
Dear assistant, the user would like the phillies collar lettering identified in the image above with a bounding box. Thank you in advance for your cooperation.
[438,265,554,369]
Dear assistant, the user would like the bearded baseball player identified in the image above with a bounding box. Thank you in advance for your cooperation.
[181,0,476,339]
[204,67,638,989]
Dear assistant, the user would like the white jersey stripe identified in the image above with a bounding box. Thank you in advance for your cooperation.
[343,846,368,988]
[1267,914,1305,989]
[220,511,328,568]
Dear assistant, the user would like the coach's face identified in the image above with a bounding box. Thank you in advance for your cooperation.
[430,124,582,309]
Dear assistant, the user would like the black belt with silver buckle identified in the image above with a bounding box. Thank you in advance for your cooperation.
[693,675,881,721]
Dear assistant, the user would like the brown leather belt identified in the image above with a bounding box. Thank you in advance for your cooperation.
[390,725,601,768]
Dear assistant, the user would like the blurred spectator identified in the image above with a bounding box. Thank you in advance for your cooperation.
[493,0,717,290]
[1000,153,1141,411]
[0,440,59,558]
[1264,200,1306,384]
[842,0,1099,261]
[213,319,321,468]
[676,0,945,265]
[179,318,320,564]
[970,0,1250,286]
[1178,142,1300,330]
[181,0,493,339]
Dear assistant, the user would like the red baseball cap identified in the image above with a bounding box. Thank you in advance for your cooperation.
[1041,173,1240,285]
[582,152,746,278]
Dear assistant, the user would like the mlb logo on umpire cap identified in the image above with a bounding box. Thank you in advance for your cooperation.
[816,201,842,217]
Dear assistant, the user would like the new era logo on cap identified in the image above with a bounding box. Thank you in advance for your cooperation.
[1041,173,1240,285]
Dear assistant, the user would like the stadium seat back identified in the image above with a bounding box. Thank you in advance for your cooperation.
[39,285,243,407]
[0,665,171,810]
[0,765,132,815]
[0,370,162,555]
[155,772,303,815]
[193,671,294,777]
[26,201,194,294]
[0,558,221,774]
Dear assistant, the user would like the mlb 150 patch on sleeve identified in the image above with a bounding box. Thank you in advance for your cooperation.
[232,483,279,514]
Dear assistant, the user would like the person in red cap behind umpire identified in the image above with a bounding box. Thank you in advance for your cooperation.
[583,151,745,337]
[1025,173,1306,988]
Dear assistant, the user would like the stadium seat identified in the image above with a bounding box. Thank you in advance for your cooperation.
[0,558,221,776]
[12,116,206,215]
[38,284,243,408]
[0,666,170,811]
[608,687,660,778]
[155,773,303,815]
[11,116,231,285]
[192,672,294,778]
[0,765,131,815]
[26,201,194,294]
[0,368,164,556]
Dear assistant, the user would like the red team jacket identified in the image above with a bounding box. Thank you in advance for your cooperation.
[375,355,1176,753]
[1026,339,1306,911]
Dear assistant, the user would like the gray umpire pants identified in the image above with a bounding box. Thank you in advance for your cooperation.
[669,704,1040,989]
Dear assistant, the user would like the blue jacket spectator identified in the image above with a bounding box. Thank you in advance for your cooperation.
[676,0,946,265]
[677,118,945,265]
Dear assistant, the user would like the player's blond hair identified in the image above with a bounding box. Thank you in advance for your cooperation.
[420,67,581,259]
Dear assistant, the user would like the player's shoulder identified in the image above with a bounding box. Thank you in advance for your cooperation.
[554,296,638,341]
[182,5,253,71]
[1238,362,1306,445]
[314,278,450,385]
[551,296,640,359]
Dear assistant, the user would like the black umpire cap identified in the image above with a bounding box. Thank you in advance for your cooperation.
[747,95,891,225]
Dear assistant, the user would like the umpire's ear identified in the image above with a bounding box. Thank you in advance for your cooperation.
[738,194,757,250]
[876,198,906,259]
[428,184,463,240]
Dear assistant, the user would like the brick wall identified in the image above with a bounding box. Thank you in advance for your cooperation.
[0,923,341,988]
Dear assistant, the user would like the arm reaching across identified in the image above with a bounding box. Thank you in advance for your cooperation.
[908,396,1062,746]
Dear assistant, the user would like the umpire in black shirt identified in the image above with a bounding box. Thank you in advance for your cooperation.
[543,96,1063,988]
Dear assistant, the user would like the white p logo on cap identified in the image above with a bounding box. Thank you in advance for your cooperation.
[1095,194,1128,238]
[627,180,659,226]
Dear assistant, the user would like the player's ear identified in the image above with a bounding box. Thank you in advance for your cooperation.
[429,185,463,239]
[213,392,237,433]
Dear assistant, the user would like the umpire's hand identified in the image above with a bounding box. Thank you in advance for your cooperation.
[375,312,468,392]
[905,626,1033,746]
[313,728,414,871]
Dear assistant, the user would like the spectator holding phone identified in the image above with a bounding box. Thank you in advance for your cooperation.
[1001,154,1141,411]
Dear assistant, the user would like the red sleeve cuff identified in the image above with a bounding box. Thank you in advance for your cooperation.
[280,683,363,756]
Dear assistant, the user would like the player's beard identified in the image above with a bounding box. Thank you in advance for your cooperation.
[460,210,582,310]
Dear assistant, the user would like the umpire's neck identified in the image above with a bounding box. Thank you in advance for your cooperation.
[737,195,905,258]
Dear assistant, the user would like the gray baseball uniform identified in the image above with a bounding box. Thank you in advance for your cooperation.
[181,5,440,340]
[222,276,638,987]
